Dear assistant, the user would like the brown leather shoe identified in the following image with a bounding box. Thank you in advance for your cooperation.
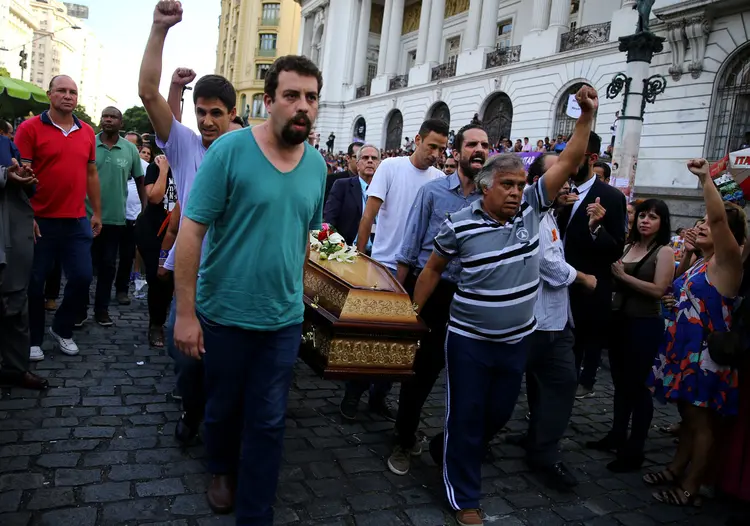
[456,509,484,526]
[207,474,234,514]
[20,372,49,390]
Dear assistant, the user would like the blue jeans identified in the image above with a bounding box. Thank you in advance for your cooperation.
[199,312,302,526]
[443,332,528,510]
[28,217,93,345]
[165,298,204,418]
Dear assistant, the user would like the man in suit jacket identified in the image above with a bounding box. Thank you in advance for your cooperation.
[0,161,48,390]
[557,131,627,399]
[324,144,380,248]
[324,141,362,202]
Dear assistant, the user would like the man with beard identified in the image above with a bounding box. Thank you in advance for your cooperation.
[173,55,325,523]
[80,107,145,327]
[342,119,448,421]
[386,123,487,476]
[507,154,598,491]
[556,132,627,400]
[324,141,362,202]
[138,0,236,446]
[412,86,598,526]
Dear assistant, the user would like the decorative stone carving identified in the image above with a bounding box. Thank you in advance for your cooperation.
[445,0,470,18]
[560,22,612,52]
[402,2,421,34]
[665,19,686,81]
[485,45,521,69]
[684,14,711,79]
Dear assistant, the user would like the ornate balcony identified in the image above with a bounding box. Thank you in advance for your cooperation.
[431,61,456,82]
[560,22,611,52]
[355,84,370,99]
[485,45,521,69]
[389,74,408,91]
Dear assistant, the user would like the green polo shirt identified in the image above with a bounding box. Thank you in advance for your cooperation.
[86,134,143,225]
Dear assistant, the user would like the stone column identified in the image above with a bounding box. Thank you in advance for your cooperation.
[298,15,308,56]
[610,0,639,40]
[478,0,501,49]
[549,0,570,29]
[376,0,393,76]
[415,0,432,65]
[530,0,552,32]
[385,0,406,75]
[425,0,446,64]
[609,32,666,199]
[462,0,483,51]
[353,0,372,86]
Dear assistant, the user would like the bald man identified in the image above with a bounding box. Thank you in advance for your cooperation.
[79,106,144,327]
[15,75,102,360]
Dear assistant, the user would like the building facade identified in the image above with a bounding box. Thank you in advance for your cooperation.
[297,0,750,216]
[0,0,39,81]
[216,0,301,126]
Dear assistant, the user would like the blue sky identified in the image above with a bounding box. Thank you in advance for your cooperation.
[84,0,221,131]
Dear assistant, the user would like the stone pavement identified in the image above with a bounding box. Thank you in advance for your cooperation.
[0,298,743,526]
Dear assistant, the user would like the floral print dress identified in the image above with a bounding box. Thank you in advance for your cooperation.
[649,259,740,416]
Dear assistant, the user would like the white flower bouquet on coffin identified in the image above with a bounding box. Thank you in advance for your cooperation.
[309,223,358,263]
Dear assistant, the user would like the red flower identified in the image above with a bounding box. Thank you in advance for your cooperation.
[317,230,329,241]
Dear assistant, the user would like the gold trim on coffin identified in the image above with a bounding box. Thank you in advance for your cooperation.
[303,269,347,315]
[302,325,417,368]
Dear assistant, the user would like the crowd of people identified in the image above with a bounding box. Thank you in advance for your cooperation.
[0,2,749,526]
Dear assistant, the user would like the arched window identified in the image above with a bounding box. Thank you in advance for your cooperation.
[384,110,403,151]
[707,44,750,160]
[482,92,513,146]
[251,94,268,119]
[554,82,596,140]
[239,93,247,115]
[427,101,450,127]
[353,117,366,141]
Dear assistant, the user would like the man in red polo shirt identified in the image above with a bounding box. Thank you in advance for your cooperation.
[15,74,102,360]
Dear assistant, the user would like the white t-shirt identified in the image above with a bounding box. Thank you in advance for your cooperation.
[125,177,141,221]
[367,156,444,270]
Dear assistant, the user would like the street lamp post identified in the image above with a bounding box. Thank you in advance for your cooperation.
[0,24,81,82]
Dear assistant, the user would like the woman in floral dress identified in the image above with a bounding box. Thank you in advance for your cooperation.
[646,159,747,507]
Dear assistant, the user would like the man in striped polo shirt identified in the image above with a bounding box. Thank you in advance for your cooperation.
[412,86,599,526]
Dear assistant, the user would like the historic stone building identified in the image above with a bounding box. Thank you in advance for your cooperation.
[296,0,750,221]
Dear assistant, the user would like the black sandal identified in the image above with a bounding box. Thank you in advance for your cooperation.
[149,326,165,348]
[653,487,702,507]
[643,467,678,486]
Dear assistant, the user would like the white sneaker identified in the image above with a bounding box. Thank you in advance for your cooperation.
[48,327,79,356]
[29,346,45,362]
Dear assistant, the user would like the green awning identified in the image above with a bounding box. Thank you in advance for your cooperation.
[0,76,49,118]
[0,76,48,103]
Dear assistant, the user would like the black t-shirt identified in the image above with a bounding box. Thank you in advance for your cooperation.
[142,162,177,233]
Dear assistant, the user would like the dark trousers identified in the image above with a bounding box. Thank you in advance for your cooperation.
[525,327,577,467]
[28,217,93,345]
[165,298,204,417]
[200,313,301,525]
[572,315,606,389]
[443,332,528,510]
[395,274,456,449]
[115,220,136,295]
[608,315,664,455]
[44,259,61,300]
[135,218,173,327]
[0,292,30,374]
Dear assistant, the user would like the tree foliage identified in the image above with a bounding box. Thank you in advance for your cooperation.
[122,106,154,136]
[74,104,97,132]
[0,67,10,78]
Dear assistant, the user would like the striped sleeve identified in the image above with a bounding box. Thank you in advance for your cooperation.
[433,217,458,259]
[525,176,554,213]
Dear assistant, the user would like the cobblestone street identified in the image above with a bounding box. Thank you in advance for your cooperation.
[0,298,743,525]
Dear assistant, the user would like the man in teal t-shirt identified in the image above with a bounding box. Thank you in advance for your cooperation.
[173,55,325,524]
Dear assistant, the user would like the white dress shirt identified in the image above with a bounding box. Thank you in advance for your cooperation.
[534,212,576,331]
[568,175,596,224]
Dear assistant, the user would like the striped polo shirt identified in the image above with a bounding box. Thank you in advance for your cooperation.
[433,178,552,343]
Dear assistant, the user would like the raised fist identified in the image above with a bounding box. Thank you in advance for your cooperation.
[686,158,709,181]
[154,1,183,29]
[171,67,196,87]
[576,85,599,115]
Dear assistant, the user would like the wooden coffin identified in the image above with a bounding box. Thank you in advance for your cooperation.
[300,252,428,380]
